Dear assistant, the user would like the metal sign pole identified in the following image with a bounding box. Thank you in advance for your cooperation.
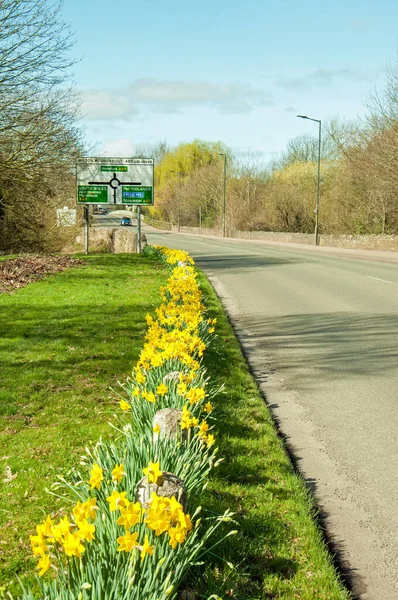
[85,205,89,254]
[199,206,202,234]
[137,206,141,254]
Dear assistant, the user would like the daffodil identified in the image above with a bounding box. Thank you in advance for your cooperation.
[117,531,139,552]
[73,498,97,522]
[206,434,216,448]
[119,400,130,411]
[198,421,210,436]
[156,382,168,396]
[112,463,126,483]
[142,390,156,403]
[116,501,143,529]
[177,381,187,395]
[143,461,162,484]
[89,463,103,491]
[63,532,85,558]
[50,516,72,543]
[139,534,154,561]
[106,491,129,512]
[135,369,146,384]
[37,553,51,576]
[76,519,95,542]
[186,387,206,404]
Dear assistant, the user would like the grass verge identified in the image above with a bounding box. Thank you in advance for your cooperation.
[1,251,352,599]
[195,271,352,600]
[0,254,168,593]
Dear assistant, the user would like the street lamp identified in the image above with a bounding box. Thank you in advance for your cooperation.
[218,153,227,237]
[297,115,322,246]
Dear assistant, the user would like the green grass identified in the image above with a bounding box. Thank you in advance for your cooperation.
[195,272,352,600]
[0,254,168,592]
[0,252,352,599]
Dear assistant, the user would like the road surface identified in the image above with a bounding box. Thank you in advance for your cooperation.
[92,210,136,228]
[146,230,398,600]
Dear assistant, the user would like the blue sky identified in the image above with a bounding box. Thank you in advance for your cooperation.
[62,0,398,162]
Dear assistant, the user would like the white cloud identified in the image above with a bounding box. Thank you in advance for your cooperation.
[79,78,274,120]
[351,19,373,32]
[81,91,139,120]
[100,138,136,156]
[277,67,381,91]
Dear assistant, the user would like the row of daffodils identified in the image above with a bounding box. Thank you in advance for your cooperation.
[24,247,235,600]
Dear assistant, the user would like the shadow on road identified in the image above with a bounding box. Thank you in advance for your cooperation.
[235,311,398,386]
[193,253,303,273]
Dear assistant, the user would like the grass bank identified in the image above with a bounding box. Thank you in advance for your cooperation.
[0,254,168,591]
[196,272,352,600]
[0,252,352,599]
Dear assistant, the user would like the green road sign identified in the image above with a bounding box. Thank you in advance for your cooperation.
[100,166,128,172]
[121,186,153,205]
[76,157,154,205]
[77,185,108,203]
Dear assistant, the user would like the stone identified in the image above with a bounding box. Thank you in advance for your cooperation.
[180,591,197,600]
[76,227,138,253]
[135,472,187,510]
[112,229,137,253]
[163,370,181,382]
[153,408,188,443]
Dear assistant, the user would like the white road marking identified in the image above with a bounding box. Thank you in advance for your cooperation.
[367,275,393,284]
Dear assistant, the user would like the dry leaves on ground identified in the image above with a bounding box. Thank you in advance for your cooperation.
[0,256,83,294]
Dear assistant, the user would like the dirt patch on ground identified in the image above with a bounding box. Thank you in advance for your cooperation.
[0,255,83,294]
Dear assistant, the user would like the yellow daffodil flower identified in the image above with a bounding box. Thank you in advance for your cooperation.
[89,463,103,491]
[106,491,129,512]
[37,553,51,576]
[116,501,143,529]
[139,534,154,561]
[156,382,168,396]
[135,369,146,384]
[112,463,126,483]
[186,387,206,405]
[206,434,216,448]
[63,532,85,558]
[76,519,95,542]
[198,421,210,436]
[117,530,139,552]
[177,381,187,395]
[142,390,156,403]
[143,461,162,484]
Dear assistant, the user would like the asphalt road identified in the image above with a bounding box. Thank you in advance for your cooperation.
[92,210,137,228]
[145,230,398,600]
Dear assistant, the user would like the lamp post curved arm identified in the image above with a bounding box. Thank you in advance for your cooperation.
[297,115,322,246]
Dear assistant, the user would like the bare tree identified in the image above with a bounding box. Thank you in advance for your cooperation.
[0,0,84,252]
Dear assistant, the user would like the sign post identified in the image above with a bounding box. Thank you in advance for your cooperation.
[137,207,142,254]
[76,157,154,254]
[84,206,89,254]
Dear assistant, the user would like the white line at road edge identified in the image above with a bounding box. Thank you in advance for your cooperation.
[367,275,393,284]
